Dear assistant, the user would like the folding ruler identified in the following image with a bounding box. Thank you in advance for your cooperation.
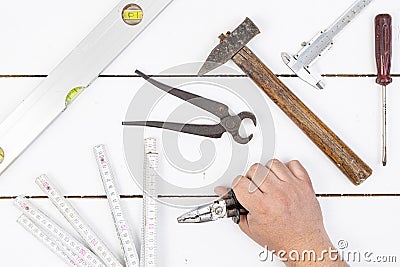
[15,196,105,267]
[17,214,81,266]
[15,140,159,266]
[94,144,140,267]
[281,0,374,89]
[0,0,174,175]
[141,138,158,267]
[36,174,123,267]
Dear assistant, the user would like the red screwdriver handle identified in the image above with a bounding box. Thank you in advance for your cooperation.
[375,14,392,86]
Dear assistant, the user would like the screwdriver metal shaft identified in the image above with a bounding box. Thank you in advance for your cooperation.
[375,14,392,166]
[382,84,387,166]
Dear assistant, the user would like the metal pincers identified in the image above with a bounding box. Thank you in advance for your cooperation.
[122,70,256,145]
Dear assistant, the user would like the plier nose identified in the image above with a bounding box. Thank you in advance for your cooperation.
[177,190,248,224]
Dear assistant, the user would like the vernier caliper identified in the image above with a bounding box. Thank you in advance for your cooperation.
[0,0,174,175]
[281,0,374,89]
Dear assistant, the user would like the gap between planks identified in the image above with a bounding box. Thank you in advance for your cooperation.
[0,194,400,200]
[0,74,399,78]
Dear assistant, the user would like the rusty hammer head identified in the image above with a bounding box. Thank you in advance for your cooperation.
[198,18,260,76]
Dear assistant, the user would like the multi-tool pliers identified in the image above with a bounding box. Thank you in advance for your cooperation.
[177,189,248,224]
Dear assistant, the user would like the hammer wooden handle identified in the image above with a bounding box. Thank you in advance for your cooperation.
[233,46,372,185]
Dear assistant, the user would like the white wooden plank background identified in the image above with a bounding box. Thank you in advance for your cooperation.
[0,0,400,266]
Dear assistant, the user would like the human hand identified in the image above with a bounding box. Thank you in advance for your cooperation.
[216,159,347,267]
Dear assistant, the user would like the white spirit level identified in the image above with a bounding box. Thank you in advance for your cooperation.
[0,0,173,175]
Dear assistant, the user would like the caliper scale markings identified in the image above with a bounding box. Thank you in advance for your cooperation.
[281,0,374,89]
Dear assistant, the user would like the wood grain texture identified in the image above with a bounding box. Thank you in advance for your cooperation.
[232,46,372,185]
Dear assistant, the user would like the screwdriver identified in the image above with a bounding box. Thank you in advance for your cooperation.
[375,14,392,166]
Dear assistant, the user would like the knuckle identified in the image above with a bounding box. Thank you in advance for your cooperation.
[270,158,280,164]
[232,175,246,188]
[252,174,267,188]
[267,159,280,169]
[289,160,301,168]
[297,172,310,181]
[249,163,263,175]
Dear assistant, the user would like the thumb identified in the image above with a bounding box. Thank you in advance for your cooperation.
[214,186,229,196]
